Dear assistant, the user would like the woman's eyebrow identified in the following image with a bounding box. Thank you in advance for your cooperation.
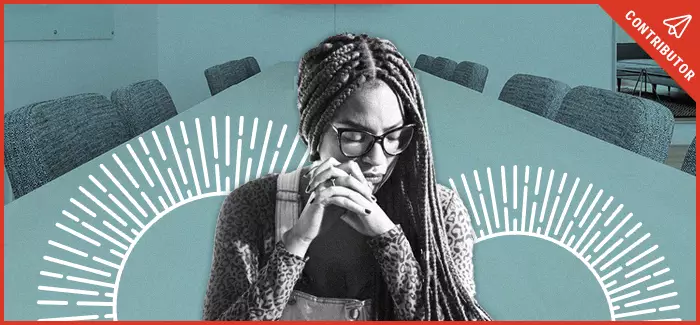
[336,119,404,133]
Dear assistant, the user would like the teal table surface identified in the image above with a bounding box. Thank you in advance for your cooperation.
[5,62,695,321]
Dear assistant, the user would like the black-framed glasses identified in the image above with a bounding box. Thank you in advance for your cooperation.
[331,124,416,158]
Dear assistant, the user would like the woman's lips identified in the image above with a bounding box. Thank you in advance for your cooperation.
[364,175,383,184]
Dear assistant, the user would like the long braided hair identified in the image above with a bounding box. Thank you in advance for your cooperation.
[296,33,491,321]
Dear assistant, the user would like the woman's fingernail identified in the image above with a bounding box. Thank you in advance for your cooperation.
[364,209,372,214]
[310,198,315,204]
[305,184,311,193]
[371,196,376,201]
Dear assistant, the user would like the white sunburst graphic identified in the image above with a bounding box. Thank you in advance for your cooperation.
[33,115,683,321]
[450,167,681,321]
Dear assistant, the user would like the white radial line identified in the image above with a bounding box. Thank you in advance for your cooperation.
[624,292,677,308]
[500,166,508,205]
[574,212,602,251]
[81,222,128,251]
[591,238,624,267]
[625,257,664,278]
[89,175,107,193]
[460,174,481,226]
[605,280,617,288]
[38,286,99,296]
[152,131,167,161]
[168,168,185,202]
[566,235,576,247]
[43,256,110,277]
[212,116,219,160]
[100,165,147,218]
[610,290,640,303]
[108,194,142,228]
[195,118,211,188]
[478,193,493,234]
[601,196,614,211]
[92,256,120,269]
[614,308,656,319]
[187,148,202,195]
[250,117,259,150]
[601,266,622,282]
[239,116,245,136]
[77,301,114,307]
[573,183,593,219]
[112,154,140,189]
[626,245,659,266]
[127,144,155,187]
[503,207,510,232]
[110,249,125,259]
[578,189,603,227]
[524,165,530,184]
[653,268,670,277]
[102,221,134,244]
[625,222,642,238]
[608,275,652,295]
[269,151,280,174]
[658,305,680,312]
[166,125,188,185]
[104,292,114,298]
[512,219,517,231]
[282,134,301,173]
[555,177,580,235]
[297,147,310,170]
[37,300,68,305]
[158,197,168,210]
[473,170,482,192]
[449,178,458,193]
[521,186,528,232]
[560,221,574,243]
[277,124,288,148]
[534,167,542,195]
[131,229,139,236]
[225,177,231,193]
[66,276,115,288]
[79,186,128,227]
[71,198,96,218]
[138,137,150,155]
[225,116,231,166]
[539,169,554,223]
[48,240,88,257]
[604,204,624,227]
[187,190,193,198]
[512,165,518,209]
[245,158,253,182]
[601,233,651,271]
[62,210,80,222]
[140,192,159,215]
[180,121,190,145]
[235,139,242,188]
[256,120,273,178]
[38,315,100,321]
[486,168,499,229]
[528,202,537,233]
[595,212,633,253]
[557,172,568,193]
[56,223,101,247]
[40,271,64,279]
[579,231,601,256]
[104,314,114,319]
[648,280,674,291]
[544,196,560,236]
[215,164,222,193]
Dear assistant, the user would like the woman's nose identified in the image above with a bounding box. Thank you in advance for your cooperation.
[361,141,387,166]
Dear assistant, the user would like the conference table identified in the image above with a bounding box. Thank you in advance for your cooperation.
[4,62,695,321]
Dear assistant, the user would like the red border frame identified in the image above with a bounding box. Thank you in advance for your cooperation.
[1,1,698,323]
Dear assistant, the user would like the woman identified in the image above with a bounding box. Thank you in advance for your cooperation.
[202,33,491,321]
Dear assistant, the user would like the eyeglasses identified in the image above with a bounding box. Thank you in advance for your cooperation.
[331,124,416,158]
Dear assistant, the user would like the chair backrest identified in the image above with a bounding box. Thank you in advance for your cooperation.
[414,54,434,72]
[554,86,674,162]
[498,74,570,119]
[4,93,131,198]
[204,56,261,96]
[111,79,178,137]
[428,57,458,80]
[681,137,696,176]
[450,60,489,93]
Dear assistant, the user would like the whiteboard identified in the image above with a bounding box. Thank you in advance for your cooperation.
[4,5,114,41]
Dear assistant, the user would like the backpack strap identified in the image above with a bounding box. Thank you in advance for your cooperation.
[275,168,303,243]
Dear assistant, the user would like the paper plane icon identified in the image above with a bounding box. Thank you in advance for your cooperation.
[663,14,692,38]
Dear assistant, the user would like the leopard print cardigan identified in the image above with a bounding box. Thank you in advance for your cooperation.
[202,173,478,321]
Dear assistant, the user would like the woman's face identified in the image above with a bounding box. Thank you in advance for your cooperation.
[318,80,405,193]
